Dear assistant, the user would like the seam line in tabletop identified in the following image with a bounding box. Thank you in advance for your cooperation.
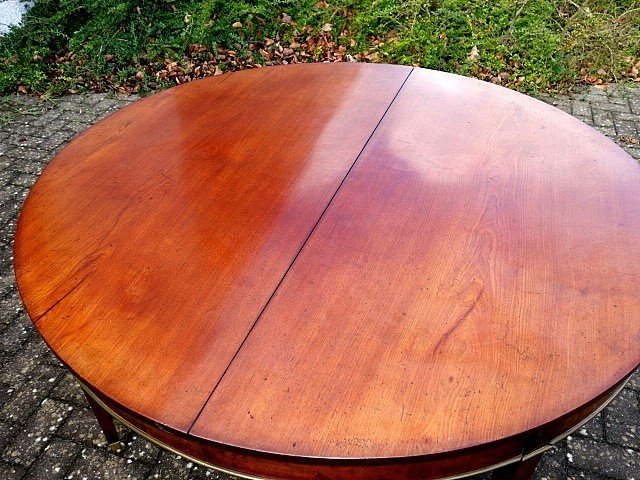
[186,66,415,433]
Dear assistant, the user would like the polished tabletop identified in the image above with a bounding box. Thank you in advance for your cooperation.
[14,63,640,472]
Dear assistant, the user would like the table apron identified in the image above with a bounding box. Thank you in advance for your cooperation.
[75,373,633,480]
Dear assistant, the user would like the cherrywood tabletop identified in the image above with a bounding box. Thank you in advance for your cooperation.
[14,63,640,479]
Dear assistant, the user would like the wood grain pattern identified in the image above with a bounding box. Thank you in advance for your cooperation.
[14,62,411,431]
[84,373,631,480]
[192,68,640,458]
[14,64,640,479]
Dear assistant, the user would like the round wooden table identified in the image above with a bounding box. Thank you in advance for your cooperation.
[14,63,640,480]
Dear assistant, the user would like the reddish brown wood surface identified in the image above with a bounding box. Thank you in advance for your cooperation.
[84,373,629,480]
[14,64,640,477]
[14,63,411,431]
[191,67,640,459]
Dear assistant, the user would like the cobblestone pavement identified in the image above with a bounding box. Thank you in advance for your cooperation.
[0,85,639,480]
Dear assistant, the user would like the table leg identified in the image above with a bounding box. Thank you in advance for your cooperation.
[82,389,125,453]
[491,453,543,480]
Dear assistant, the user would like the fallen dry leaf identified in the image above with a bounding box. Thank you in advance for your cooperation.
[467,45,479,61]
[620,135,640,145]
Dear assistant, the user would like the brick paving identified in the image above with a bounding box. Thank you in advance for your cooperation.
[0,85,639,480]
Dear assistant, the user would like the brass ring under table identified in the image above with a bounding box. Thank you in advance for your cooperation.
[76,373,631,480]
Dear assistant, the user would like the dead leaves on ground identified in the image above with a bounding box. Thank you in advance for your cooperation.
[13,8,640,97]
[620,135,640,145]
[16,10,384,97]
[580,57,640,85]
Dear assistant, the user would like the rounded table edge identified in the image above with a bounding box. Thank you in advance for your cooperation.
[76,369,635,480]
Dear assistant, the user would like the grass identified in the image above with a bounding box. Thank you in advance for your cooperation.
[0,0,639,96]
